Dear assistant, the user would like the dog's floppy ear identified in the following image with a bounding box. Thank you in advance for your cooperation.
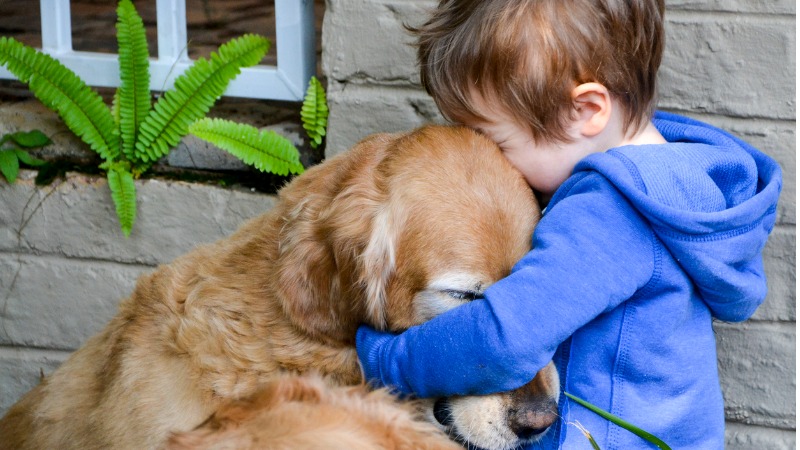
[273,133,399,343]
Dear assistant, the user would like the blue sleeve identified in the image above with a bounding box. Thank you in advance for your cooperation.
[356,173,657,398]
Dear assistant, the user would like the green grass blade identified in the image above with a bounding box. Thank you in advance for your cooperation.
[0,37,119,161]
[116,0,152,160]
[188,118,304,176]
[301,76,328,149]
[134,34,269,165]
[565,393,672,450]
[107,164,137,237]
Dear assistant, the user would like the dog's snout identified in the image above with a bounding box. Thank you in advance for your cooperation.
[508,402,558,440]
[433,398,454,427]
[507,401,558,440]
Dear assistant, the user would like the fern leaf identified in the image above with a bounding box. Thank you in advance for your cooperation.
[301,76,328,149]
[134,34,270,164]
[188,118,304,176]
[116,0,151,160]
[106,163,137,237]
[111,89,121,125]
[0,37,119,161]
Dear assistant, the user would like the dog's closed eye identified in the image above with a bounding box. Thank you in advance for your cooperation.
[443,290,482,302]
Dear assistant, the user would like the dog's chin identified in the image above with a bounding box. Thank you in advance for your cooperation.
[418,398,550,450]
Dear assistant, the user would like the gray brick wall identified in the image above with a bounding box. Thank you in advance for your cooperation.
[0,172,276,413]
[322,0,795,447]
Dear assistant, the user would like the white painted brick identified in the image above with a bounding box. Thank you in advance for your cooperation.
[715,321,795,429]
[0,253,148,350]
[326,85,443,156]
[753,226,796,322]
[0,347,69,415]
[726,422,797,450]
[667,0,795,14]
[659,14,795,120]
[323,0,430,85]
[0,171,277,266]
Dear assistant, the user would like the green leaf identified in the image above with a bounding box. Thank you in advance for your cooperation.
[116,0,151,160]
[134,34,270,165]
[564,393,672,450]
[301,76,328,149]
[0,37,119,161]
[189,118,304,176]
[14,149,46,166]
[0,150,20,183]
[111,89,121,125]
[107,164,137,237]
[5,129,51,148]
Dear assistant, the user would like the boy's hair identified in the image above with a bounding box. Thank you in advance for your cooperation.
[409,0,666,143]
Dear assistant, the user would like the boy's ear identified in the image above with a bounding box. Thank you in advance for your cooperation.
[570,83,612,138]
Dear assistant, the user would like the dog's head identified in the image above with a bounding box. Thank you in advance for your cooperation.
[274,125,559,449]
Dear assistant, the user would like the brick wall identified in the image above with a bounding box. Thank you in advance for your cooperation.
[322,0,796,447]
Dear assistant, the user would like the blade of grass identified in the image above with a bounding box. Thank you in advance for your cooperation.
[572,421,602,450]
[564,392,672,450]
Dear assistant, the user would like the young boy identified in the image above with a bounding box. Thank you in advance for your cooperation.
[355,0,783,449]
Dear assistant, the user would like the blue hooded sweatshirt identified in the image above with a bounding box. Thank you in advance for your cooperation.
[356,111,782,449]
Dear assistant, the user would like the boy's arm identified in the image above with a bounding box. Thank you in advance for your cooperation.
[356,174,657,398]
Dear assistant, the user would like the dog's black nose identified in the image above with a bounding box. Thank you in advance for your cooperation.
[510,424,550,440]
[508,403,557,440]
[433,398,454,427]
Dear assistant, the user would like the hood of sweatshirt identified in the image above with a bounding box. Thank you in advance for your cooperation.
[573,111,782,322]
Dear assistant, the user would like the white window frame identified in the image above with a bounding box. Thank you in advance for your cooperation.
[0,0,316,101]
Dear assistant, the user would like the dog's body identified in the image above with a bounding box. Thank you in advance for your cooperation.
[0,125,557,450]
[166,373,462,450]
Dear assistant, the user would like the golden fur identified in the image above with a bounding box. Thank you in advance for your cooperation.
[0,125,551,449]
[166,373,461,450]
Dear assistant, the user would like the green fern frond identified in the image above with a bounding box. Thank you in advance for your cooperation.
[301,76,328,149]
[134,34,270,164]
[106,163,137,237]
[188,118,304,176]
[116,0,151,160]
[0,37,119,161]
[111,89,121,125]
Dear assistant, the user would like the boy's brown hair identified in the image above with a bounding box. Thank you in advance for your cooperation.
[409,0,666,143]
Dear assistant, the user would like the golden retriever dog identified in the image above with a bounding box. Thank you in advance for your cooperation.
[0,125,559,450]
[166,373,461,450]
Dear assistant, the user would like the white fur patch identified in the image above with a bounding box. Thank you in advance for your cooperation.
[360,207,396,329]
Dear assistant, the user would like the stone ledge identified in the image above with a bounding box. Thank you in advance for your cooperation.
[0,170,277,266]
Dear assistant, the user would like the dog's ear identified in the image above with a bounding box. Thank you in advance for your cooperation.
[273,134,399,343]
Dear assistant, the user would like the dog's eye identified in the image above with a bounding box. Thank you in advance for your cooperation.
[444,290,481,301]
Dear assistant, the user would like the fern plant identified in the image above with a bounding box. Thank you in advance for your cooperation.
[301,76,328,149]
[188,75,328,177]
[0,0,269,236]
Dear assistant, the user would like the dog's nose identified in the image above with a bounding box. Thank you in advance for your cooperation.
[433,398,454,427]
[507,402,558,440]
